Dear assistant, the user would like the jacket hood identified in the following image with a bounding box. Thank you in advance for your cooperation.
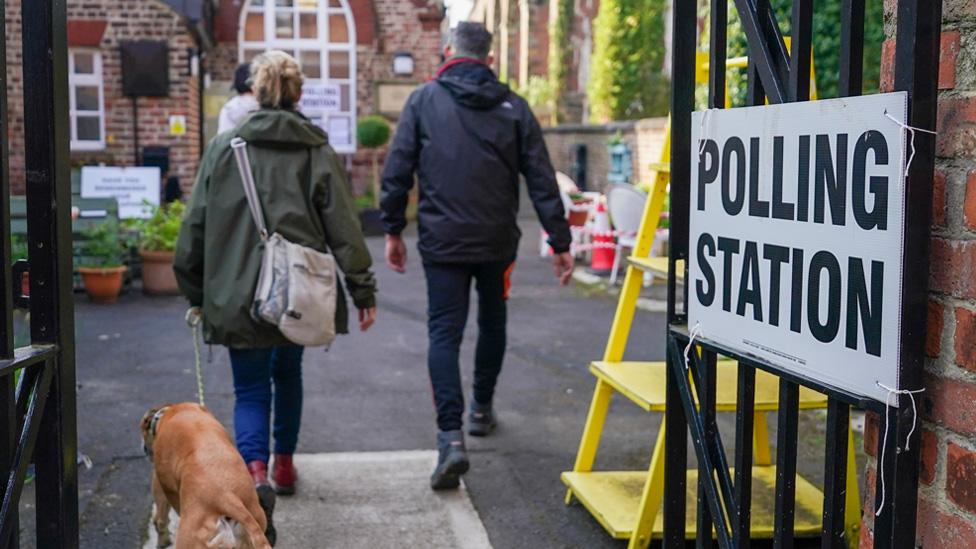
[235,109,328,149]
[436,60,510,110]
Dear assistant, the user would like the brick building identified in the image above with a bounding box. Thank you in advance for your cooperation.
[206,0,445,193]
[858,1,976,546]
[4,0,445,196]
[5,0,205,194]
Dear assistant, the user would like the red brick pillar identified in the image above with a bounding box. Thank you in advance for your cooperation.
[859,1,976,546]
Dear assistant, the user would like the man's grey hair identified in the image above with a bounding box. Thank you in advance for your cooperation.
[451,22,493,61]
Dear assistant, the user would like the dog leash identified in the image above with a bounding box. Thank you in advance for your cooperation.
[185,308,206,406]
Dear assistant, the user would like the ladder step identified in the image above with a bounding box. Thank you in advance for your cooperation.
[589,361,827,412]
[561,467,825,540]
[648,162,671,173]
[627,256,683,281]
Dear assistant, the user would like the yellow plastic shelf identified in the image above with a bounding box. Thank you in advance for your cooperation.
[628,256,683,281]
[589,361,828,412]
[561,467,824,540]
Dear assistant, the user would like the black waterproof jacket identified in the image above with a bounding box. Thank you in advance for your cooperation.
[380,60,571,263]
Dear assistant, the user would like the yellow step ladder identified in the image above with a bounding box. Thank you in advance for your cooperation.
[561,50,857,548]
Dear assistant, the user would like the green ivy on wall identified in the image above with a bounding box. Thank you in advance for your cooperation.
[547,0,574,122]
[587,0,670,122]
[725,0,884,105]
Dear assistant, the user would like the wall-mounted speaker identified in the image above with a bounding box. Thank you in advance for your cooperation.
[120,40,169,97]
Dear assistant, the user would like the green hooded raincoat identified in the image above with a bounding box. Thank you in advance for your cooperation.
[174,109,377,348]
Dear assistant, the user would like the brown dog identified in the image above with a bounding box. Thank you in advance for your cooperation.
[141,403,274,548]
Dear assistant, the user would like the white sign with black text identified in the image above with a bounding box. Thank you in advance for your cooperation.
[688,92,908,404]
[299,83,340,112]
[80,166,160,219]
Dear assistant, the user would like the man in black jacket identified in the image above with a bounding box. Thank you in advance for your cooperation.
[381,22,574,490]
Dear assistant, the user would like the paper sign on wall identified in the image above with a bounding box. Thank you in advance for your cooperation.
[80,166,160,219]
[688,92,908,404]
[169,115,186,136]
[299,83,340,112]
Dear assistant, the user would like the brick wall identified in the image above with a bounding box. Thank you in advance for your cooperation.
[543,116,666,192]
[5,0,201,195]
[859,1,976,546]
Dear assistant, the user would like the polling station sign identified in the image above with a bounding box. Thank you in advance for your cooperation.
[688,92,908,404]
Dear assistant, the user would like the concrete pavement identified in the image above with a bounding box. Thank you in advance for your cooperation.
[13,219,857,548]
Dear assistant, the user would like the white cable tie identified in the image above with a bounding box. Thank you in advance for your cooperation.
[884,110,936,181]
[683,321,702,370]
[873,381,925,517]
[698,109,714,156]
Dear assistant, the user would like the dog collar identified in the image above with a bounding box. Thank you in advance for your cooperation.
[143,407,169,460]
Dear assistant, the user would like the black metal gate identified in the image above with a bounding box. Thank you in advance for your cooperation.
[0,0,79,547]
[664,1,940,548]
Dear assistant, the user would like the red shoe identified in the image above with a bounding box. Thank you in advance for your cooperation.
[246,461,276,545]
[247,460,271,488]
[272,454,297,495]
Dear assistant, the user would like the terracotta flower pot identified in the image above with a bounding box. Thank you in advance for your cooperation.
[78,266,128,304]
[139,249,180,296]
[567,199,592,227]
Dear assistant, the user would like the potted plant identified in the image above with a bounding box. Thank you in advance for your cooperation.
[566,191,593,227]
[356,115,392,236]
[77,221,127,304]
[136,201,185,295]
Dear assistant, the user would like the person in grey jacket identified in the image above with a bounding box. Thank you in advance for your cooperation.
[380,22,573,490]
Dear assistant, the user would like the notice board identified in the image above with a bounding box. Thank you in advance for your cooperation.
[80,166,160,219]
[688,92,908,404]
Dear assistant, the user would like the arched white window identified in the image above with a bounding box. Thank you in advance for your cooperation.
[240,0,357,153]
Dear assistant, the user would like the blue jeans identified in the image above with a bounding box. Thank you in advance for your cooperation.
[424,261,511,432]
[228,346,304,464]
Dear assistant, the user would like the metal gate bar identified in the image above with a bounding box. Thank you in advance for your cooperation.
[0,0,78,546]
[663,1,942,548]
[662,0,696,545]
[0,0,14,545]
[880,1,943,546]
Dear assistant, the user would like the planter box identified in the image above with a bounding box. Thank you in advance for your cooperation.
[139,250,180,296]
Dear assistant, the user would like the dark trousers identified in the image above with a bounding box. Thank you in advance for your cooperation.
[228,346,304,464]
[423,260,511,432]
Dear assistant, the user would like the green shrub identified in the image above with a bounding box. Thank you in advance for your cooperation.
[588,0,670,121]
[78,221,126,269]
[357,116,392,209]
[547,0,574,122]
[518,75,556,119]
[357,116,391,149]
[136,201,185,252]
[721,0,884,106]
[10,234,27,262]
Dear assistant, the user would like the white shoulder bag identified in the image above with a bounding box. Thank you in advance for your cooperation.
[230,137,338,347]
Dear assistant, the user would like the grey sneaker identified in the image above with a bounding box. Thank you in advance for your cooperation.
[468,402,497,437]
[431,430,470,490]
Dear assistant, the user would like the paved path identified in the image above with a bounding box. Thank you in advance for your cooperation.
[143,451,492,549]
[14,220,850,548]
[54,221,664,548]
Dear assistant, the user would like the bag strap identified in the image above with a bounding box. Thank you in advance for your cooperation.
[230,137,269,240]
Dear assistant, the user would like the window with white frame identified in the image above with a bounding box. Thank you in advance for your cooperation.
[68,50,106,151]
[239,0,357,154]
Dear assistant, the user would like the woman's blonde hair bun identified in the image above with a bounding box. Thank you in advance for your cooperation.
[250,50,304,110]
